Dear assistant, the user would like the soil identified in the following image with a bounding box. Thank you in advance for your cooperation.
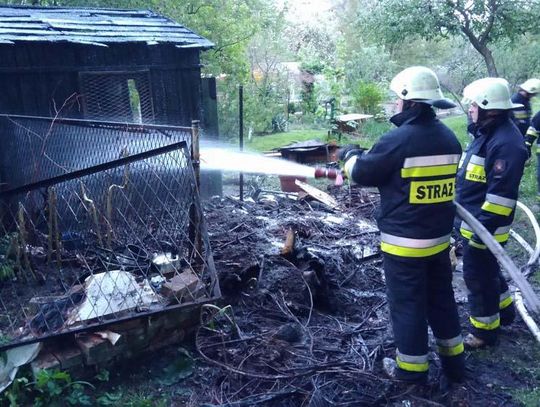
[95,184,540,406]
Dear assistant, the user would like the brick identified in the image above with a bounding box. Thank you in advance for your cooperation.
[52,345,84,371]
[31,351,60,377]
[76,334,123,365]
[146,328,185,353]
[161,271,200,302]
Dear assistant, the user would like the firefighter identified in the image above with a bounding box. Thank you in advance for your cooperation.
[511,78,540,136]
[341,66,464,383]
[456,78,528,348]
[525,111,540,200]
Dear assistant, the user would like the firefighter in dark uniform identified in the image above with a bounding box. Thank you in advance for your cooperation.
[456,78,528,348]
[342,66,465,383]
[511,78,540,136]
[524,111,540,200]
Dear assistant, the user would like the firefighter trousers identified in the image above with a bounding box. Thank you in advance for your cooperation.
[383,248,465,383]
[463,244,515,344]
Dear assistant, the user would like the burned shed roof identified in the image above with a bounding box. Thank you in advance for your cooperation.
[0,6,214,49]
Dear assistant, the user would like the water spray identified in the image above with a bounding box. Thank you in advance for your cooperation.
[200,144,344,186]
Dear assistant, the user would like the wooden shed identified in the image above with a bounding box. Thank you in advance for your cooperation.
[0,5,221,195]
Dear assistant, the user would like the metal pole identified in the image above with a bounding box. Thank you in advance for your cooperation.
[239,85,244,201]
[190,120,202,258]
[191,120,201,189]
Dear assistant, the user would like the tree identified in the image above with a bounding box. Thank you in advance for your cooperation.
[356,0,540,76]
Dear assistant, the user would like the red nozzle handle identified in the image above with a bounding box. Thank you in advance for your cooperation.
[314,168,338,179]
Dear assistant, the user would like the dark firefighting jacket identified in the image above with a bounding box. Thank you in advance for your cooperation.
[348,105,462,257]
[525,111,540,153]
[456,114,527,247]
[511,92,532,135]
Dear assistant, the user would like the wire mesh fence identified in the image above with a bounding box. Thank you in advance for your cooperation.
[79,71,155,123]
[0,129,218,351]
[0,114,194,192]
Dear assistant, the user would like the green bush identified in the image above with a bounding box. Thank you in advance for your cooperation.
[351,81,384,114]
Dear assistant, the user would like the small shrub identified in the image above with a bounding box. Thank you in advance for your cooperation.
[351,81,384,115]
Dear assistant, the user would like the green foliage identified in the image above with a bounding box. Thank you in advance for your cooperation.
[511,387,540,407]
[356,0,540,75]
[94,369,110,382]
[351,81,384,114]
[31,369,94,406]
[96,391,123,406]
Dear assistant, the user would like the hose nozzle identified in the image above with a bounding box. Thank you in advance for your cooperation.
[314,168,338,179]
[314,168,343,186]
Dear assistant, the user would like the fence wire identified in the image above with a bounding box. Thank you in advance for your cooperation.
[0,122,218,351]
[0,115,193,192]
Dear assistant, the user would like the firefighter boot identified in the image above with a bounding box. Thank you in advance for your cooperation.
[383,357,428,383]
[463,333,490,349]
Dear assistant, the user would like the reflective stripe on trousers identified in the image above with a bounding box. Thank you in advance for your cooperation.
[435,335,464,357]
[460,221,510,244]
[380,233,450,258]
[470,314,500,330]
[396,350,429,372]
[500,289,513,310]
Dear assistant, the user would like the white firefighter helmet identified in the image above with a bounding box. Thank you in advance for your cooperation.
[390,66,455,109]
[462,78,523,110]
[519,78,540,95]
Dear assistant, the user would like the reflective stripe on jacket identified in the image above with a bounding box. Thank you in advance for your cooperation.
[348,105,462,257]
[511,92,532,136]
[456,114,527,242]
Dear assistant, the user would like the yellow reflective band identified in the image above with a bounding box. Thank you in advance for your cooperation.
[459,228,509,243]
[500,295,513,310]
[470,316,500,330]
[437,342,464,357]
[468,240,486,249]
[465,163,486,183]
[409,178,455,204]
[481,201,513,216]
[381,241,449,258]
[396,357,429,373]
[526,128,538,138]
[401,164,458,178]
[514,112,529,119]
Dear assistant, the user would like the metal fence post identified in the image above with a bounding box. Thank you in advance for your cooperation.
[190,120,202,259]
[239,85,244,201]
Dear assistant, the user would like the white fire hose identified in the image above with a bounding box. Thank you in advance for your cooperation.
[515,201,540,268]
[455,202,540,313]
[456,202,540,343]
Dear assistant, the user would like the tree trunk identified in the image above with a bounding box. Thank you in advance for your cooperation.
[472,42,499,76]
[460,27,499,76]
[480,47,498,77]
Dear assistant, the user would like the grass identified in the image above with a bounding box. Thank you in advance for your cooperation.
[245,129,327,152]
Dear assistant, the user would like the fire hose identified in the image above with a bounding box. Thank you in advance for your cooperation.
[455,202,540,343]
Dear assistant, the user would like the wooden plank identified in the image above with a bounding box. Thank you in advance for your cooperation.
[294,180,339,208]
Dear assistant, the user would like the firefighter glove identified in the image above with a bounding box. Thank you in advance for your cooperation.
[338,145,366,162]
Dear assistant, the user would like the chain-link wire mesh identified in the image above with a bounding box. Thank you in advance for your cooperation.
[79,71,155,123]
[0,137,218,352]
[0,115,193,192]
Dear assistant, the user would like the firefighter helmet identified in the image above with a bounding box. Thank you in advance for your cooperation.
[519,78,540,95]
[390,66,455,109]
[462,78,523,110]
